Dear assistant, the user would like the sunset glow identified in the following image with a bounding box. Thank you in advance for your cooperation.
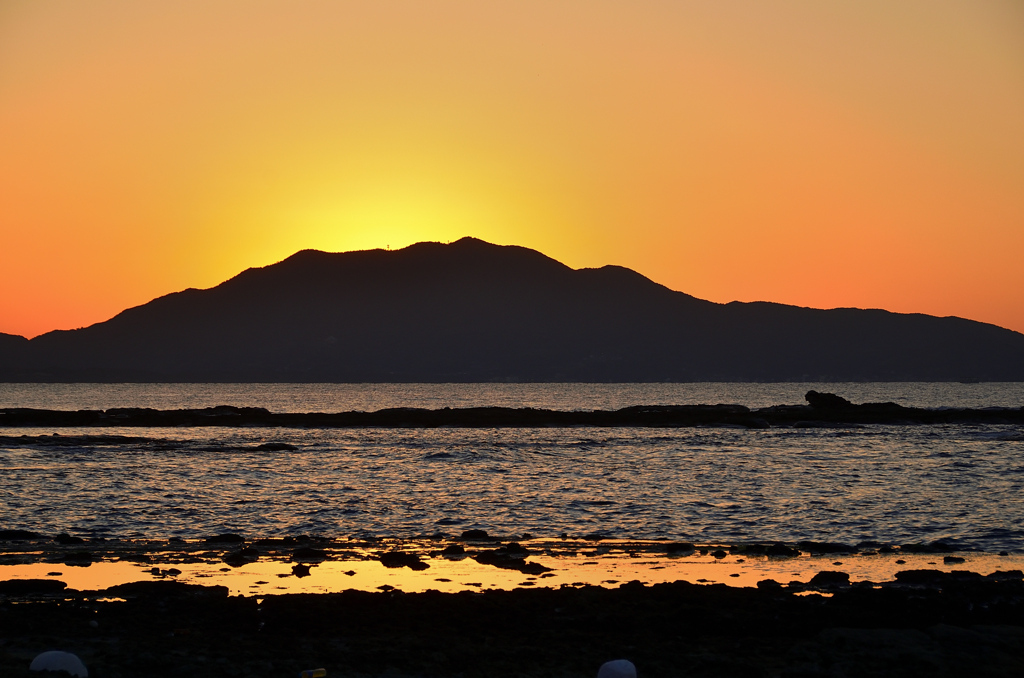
[3,0,1023,337]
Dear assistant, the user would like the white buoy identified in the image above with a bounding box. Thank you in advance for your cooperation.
[29,650,88,677]
[597,659,637,678]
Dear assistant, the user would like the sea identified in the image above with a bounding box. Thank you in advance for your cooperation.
[1,382,1023,552]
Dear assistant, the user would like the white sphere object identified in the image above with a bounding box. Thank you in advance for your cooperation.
[29,650,89,677]
[597,659,637,678]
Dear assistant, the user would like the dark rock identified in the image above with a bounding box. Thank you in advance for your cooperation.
[103,581,229,598]
[0,578,67,595]
[582,534,608,541]
[0,529,42,540]
[222,547,258,568]
[943,555,966,564]
[499,542,529,555]
[665,542,695,554]
[460,529,489,540]
[292,563,311,578]
[205,533,245,544]
[54,533,85,545]
[894,569,947,585]
[766,544,800,557]
[440,544,466,556]
[946,570,984,581]
[986,570,1023,581]
[380,552,429,571]
[711,550,727,559]
[805,391,853,409]
[473,550,553,574]
[63,551,93,565]
[756,579,782,589]
[809,571,851,586]
[291,547,328,562]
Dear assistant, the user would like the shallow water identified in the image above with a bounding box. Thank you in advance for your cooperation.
[2,407,1023,550]
[3,547,1021,596]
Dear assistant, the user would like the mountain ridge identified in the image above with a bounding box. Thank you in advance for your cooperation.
[3,237,1023,382]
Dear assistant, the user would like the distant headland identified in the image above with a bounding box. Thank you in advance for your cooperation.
[2,237,1023,382]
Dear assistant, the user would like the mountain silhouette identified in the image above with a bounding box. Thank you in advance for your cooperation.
[3,237,1023,382]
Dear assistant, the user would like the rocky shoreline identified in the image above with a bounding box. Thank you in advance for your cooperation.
[2,569,1023,677]
[2,391,1023,429]
[2,534,1023,676]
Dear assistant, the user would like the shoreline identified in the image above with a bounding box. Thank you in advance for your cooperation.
[2,551,1023,677]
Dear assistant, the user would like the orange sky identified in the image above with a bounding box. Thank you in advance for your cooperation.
[3,0,1023,338]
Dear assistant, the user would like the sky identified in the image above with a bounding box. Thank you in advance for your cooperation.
[2,0,1023,338]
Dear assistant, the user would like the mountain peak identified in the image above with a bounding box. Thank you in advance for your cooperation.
[5,239,1024,382]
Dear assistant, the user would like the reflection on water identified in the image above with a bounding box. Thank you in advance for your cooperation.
[2,423,1023,550]
[2,548,1021,596]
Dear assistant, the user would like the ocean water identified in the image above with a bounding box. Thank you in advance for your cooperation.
[1,383,1022,551]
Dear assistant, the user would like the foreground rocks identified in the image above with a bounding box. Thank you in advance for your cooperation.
[1,575,1023,677]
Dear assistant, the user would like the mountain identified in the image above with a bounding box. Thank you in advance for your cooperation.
[3,237,1023,382]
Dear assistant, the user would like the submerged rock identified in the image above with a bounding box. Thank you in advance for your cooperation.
[0,579,67,595]
[205,533,245,544]
[0,529,42,540]
[809,570,851,586]
[380,552,429,570]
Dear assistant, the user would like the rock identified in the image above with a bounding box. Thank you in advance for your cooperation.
[292,563,312,578]
[440,544,466,556]
[0,529,42,540]
[943,555,966,564]
[894,569,946,585]
[380,552,429,570]
[54,533,85,545]
[0,579,67,595]
[766,544,800,557]
[473,550,552,574]
[665,542,695,554]
[222,548,259,567]
[460,529,489,540]
[499,542,529,555]
[711,550,727,559]
[103,581,229,598]
[30,650,88,677]
[756,579,782,589]
[809,571,851,586]
[986,570,1023,581]
[205,533,245,543]
[597,659,636,678]
[805,391,853,409]
[63,551,93,566]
